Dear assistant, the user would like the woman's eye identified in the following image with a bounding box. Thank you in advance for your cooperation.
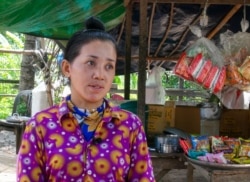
[87,60,95,66]
[106,64,114,70]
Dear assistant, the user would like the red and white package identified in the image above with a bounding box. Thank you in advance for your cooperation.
[213,67,226,93]
[203,66,219,89]
[174,52,193,81]
[195,59,213,84]
[188,53,204,79]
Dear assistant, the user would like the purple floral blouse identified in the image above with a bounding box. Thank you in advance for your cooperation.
[16,98,155,182]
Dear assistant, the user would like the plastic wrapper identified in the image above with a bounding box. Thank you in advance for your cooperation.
[207,152,227,164]
[239,56,250,80]
[197,152,228,164]
[211,136,233,154]
[220,31,250,62]
[174,52,193,81]
[189,53,213,84]
[179,138,192,154]
[224,137,241,156]
[174,52,226,94]
[218,85,250,109]
[239,138,250,157]
[191,135,210,153]
[232,157,250,164]
[203,66,219,89]
[213,67,226,93]
[187,37,224,68]
[220,31,250,91]
[188,149,206,159]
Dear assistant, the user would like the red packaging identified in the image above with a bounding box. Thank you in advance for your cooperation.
[188,53,203,79]
[195,59,213,84]
[174,52,193,81]
[213,67,226,93]
[203,66,219,89]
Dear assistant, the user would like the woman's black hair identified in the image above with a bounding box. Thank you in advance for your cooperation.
[64,17,118,63]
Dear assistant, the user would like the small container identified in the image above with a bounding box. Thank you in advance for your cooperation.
[161,144,173,153]
[155,135,166,152]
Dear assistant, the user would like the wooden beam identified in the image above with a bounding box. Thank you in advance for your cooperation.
[0,48,52,55]
[206,4,242,39]
[138,0,148,126]
[148,2,156,55]
[118,56,179,62]
[132,0,250,4]
[124,1,133,100]
[124,0,131,7]
[154,3,174,57]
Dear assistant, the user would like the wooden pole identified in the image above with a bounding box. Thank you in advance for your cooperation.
[124,1,133,100]
[138,0,148,127]
[207,4,242,39]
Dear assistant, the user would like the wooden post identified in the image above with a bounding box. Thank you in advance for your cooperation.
[124,1,133,100]
[138,0,148,126]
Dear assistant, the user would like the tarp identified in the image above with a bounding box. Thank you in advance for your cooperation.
[1,1,250,74]
[0,0,125,40]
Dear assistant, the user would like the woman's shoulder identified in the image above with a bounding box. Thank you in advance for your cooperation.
[28,104,60,123]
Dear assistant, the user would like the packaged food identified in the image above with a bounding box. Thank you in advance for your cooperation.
[174,52,193,81]
[239,56,250,80]
[213,66,226,93]
[191,135,210,152]
[189,53,204,79]
[195,59,213,84]
[211,136,232,154]
[203,66,219,90]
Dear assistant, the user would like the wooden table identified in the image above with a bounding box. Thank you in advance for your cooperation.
[186,156,250,182]
[150,152,186,181]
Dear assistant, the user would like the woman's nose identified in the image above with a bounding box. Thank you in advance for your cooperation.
[93,67,104,80]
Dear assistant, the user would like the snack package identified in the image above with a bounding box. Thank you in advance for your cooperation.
[223,137,241,156]
[179,138,192,154]
[174,52,193,81]
[232,157,250,164]
[203,66,219,90]
[191,135,210,153]
[209,152,228,164]
[213,67,226,93]
[211,136,233,154]
[196,59,213,84]
[239,56,250,80]
[189,53,205,78]
[238,138,250,157]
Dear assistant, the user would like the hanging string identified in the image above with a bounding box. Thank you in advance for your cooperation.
[200,0,209,27]
[241,0,249,32]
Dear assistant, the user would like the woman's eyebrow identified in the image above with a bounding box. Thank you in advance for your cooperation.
[87,55,116,62]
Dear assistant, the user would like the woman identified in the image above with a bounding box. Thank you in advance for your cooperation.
[17,17,155,182]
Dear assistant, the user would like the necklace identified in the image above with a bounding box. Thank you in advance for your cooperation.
[66,95,106,141]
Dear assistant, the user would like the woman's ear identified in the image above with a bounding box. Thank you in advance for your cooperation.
[61,59,70,78]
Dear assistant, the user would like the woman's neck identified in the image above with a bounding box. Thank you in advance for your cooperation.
[69,95,104,111]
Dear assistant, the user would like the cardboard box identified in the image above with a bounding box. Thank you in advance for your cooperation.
[174,106,200,135]
[220,109,250,138]
[165,100,176,127]
[147,104,167,134]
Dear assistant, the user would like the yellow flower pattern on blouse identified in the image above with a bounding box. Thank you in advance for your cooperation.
[16,99,155,182]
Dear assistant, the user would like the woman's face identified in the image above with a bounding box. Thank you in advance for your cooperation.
[62,40,117,108]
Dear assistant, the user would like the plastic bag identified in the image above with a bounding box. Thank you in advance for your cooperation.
[145,66,165,105]
[218,85,250,109]
[186,37,224,68]
[220,31,250,62]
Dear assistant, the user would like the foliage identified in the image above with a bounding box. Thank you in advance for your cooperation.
[0,31,24,118]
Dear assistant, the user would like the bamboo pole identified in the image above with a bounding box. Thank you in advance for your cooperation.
[206,4,242,39]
